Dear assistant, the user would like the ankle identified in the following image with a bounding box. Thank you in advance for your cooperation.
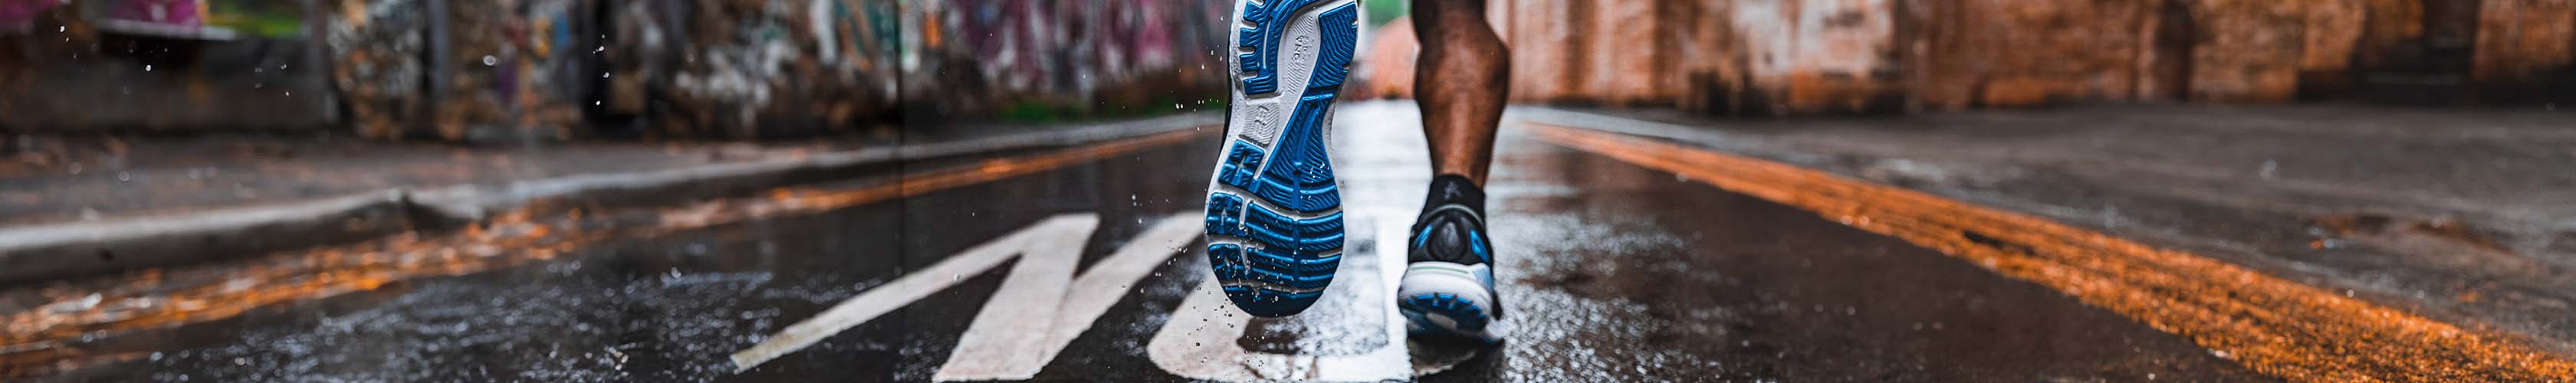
[1421,174,1487,217]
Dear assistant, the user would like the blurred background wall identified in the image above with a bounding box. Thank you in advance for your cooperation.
[898,0,1231,125]
[0,0,1230,141]
[324,0,906,140]
[0,0,338,133]
[5,0,2572,138]
[1360,0,2576,116]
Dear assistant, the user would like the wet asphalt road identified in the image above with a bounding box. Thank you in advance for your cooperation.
[24,103,2265,382]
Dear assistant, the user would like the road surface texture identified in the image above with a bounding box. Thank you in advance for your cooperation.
[6,101,2571,381]
[1524,104,2576,361]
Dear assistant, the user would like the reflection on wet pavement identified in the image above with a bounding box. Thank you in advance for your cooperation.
[0,101,2415,381]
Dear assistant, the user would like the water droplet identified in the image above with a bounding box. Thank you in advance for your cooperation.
[143,64,152,72]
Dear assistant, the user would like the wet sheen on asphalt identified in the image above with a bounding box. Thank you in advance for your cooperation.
[24,102,2260,382]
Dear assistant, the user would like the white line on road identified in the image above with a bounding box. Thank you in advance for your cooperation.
[935,214,1204,381]
[931,215,1094,381]
[732,211,1470,381]
[728,214,1100,372]
[728,213,1209,381]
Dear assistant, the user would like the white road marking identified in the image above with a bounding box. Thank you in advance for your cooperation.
[731,210,1474,381]
[729,214,1101,372]
[935,214,1204,381]
[728,213,1209,379]
[932,216,1093,381]
[1148,212,1464,381]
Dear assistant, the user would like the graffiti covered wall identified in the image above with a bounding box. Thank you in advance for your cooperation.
[326,0,903,140]
[899,0,1230,122]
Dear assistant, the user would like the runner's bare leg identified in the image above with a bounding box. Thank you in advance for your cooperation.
[1412,0,1509,185]
[1399,0,1514,342]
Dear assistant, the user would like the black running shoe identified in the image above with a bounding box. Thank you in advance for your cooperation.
[1398,175,1503,343]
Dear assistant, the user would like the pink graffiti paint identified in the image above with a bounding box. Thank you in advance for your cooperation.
[111,0,204,27]
[0,0,62,30]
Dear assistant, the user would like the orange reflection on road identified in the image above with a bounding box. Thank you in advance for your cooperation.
[1528,123,2576,382]
[0,128,1211,378]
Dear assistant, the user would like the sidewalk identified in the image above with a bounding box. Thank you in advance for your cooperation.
[0,111,1221,284]
[0,137,796,227]
[1519,104,2576,353]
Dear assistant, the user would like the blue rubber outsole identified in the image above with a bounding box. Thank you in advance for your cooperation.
[1204,0,1358,318]
[1400,293,1499,344]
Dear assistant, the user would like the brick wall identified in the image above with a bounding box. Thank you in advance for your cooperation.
[1359,0,2576,115]
[2473,0,2576,98]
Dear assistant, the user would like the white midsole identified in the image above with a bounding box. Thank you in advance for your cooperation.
[1397,262,1495,318]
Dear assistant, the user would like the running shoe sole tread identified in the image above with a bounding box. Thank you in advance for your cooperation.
[1204,0,1357,318]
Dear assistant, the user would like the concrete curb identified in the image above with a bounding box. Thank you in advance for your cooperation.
[0,112,1220,284]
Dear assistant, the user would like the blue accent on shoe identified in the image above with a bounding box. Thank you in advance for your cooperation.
[1244,260,1335,290]
[1248,246,1342,273]
[1251,91,1342,213]
[1237,0,1329,95]
[1217,140,1267,190]
[1207,244,1248,281]
[1467,229,1490,263]
[1204,193,1246,237]
[1400,293,1493,340]
[1306,3,1358,88]
[1244,205,1343,253]
[1236,1,1354,95]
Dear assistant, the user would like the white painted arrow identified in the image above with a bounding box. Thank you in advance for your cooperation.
[730,213,1199,378]
[731,211,1475,381]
